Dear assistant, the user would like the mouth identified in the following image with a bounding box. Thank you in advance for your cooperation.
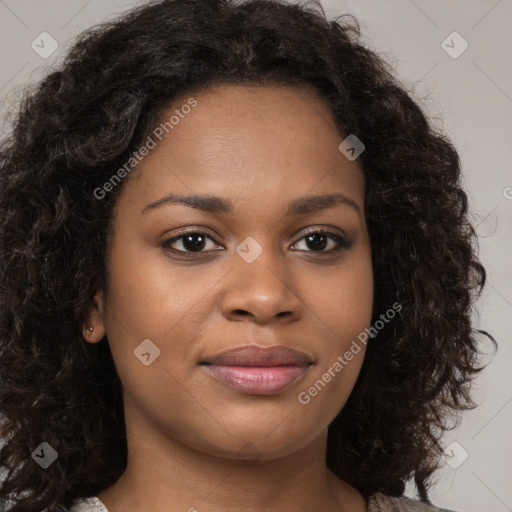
[199,344,313,395]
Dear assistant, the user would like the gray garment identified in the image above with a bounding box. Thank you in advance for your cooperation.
[67,498,106,511]
[67,494,455,511]
[368,493,455,511]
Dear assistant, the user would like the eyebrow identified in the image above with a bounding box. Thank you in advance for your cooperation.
[142,192,361,216]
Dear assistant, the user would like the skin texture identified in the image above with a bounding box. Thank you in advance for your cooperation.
[85,84,373,512]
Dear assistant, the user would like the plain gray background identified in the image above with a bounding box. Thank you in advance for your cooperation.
[0,1,510,511]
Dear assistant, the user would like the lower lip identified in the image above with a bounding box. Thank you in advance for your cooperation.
[202,365,309,394]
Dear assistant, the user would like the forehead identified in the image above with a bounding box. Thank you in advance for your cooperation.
[123,84,365,215]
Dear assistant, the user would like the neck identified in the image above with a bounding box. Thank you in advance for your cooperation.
[97,402,366,512]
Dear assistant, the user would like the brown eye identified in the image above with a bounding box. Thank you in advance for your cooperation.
[162,232,221,253]
[291,230,351,253]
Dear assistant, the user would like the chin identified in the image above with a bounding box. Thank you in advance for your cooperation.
[180,422,322,463]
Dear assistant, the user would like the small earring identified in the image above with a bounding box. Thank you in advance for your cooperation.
[87,324,94,334]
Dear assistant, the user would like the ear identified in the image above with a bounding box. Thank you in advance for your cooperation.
[82,290,107,344]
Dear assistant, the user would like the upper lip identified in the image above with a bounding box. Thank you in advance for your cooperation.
[200,344,313,367]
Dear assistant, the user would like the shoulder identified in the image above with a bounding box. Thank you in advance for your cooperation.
[368,493,456,512]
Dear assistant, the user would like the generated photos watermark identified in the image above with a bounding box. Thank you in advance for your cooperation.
[298,302,402,405]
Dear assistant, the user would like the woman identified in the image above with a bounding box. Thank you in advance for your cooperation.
[0,0,493,510]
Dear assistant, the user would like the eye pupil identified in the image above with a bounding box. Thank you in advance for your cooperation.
[306,233,327,250]
[184,234,206,251]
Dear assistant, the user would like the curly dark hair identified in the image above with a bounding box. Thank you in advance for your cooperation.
[0,0,494,510]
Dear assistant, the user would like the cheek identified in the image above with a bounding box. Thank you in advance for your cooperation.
[104,241,211,341]
[306,251,373,347]
[295,250,373,410]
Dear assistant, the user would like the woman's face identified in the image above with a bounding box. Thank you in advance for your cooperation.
[93,84,373,461]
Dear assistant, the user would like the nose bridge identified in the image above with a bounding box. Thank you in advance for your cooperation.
[221,234,302,322]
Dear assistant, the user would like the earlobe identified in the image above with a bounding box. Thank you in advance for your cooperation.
[82,290,107,343]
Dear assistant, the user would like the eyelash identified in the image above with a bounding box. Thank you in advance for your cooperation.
[161,229,351,256]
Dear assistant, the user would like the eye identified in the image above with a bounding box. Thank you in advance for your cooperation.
[161,231,222,254]
[291,230,351,253]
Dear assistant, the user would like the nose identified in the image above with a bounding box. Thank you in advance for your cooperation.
[220,245,303,325]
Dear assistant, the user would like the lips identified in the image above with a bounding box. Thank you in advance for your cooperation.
[200,345,313,395]
[202,345,313,366]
